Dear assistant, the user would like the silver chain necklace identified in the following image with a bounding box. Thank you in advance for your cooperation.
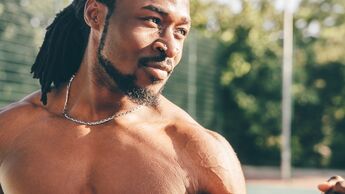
[63,75,142,126]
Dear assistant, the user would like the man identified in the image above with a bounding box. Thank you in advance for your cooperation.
[0,0,246,193]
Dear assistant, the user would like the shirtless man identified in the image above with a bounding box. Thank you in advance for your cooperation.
[0,0,246,193]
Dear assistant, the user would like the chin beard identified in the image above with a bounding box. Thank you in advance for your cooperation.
[97,53,161,107]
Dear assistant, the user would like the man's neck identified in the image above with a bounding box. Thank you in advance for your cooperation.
[64,59,140,123]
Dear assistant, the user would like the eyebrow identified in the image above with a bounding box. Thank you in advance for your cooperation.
[141,5,192,25]
[180,17,191,25]
[142,5,168,16]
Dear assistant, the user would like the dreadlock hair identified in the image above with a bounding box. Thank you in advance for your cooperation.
[31,0,116,105]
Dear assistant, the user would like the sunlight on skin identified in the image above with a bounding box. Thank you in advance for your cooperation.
[77,127,91,138]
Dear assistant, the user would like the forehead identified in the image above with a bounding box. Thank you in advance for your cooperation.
[116,0,190,20]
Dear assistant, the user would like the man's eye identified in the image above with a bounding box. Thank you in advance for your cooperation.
[177,28,187,36]
[145,17,161,25]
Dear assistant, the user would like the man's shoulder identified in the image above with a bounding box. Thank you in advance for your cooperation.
[156,96,246,193]
[159,96,199,124]
[159,101,246,194]
[0,91,47,138]
[168,123,246,193]
[171,123,237,168]
[160,97,234,155]
[0,88,63,119]
[0,93,44,163]
[0,91,43,121]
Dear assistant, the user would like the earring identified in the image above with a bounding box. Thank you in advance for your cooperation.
[93,16,98,23]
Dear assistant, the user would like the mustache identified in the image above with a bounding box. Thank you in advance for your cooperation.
[138,52,173,67]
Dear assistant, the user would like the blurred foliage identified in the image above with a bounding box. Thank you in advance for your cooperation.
[0,0,69,47]
[285,0,345,168]
[190,0,345,168]
[0,0,69,106]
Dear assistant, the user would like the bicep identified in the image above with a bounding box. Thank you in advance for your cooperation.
[179,125,246,194]
[203,130,246,194]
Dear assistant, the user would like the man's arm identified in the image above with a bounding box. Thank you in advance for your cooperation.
[0,96,42,194]
[0,106,14,194]
[183,127,246,194]
[0,101,37,167]
[0,102,34,194]
[204,130,246,194]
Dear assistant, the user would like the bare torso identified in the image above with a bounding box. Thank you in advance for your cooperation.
[0,92,245,194]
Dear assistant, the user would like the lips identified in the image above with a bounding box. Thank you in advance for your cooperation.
[142,62,172,80]
[145,62,172,72]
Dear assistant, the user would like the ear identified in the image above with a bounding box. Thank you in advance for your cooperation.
[84,0,107,31]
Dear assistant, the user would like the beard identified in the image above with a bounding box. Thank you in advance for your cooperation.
[95,18,170,107]
[97,53,163,107]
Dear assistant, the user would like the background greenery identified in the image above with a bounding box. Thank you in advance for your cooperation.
[1,0,345,169]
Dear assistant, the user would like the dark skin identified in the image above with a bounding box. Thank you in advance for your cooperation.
[0,0,246,193]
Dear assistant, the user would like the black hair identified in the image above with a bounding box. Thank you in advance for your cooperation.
[31,0,116,105]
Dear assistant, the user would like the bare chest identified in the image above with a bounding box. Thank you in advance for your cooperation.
[0,126,197,194]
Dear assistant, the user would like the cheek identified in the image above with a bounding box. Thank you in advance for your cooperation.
[104,26,155,64]
[173,46,184,66]
[130,26,158,52]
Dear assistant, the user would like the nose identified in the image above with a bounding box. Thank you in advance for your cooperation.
[152,30,181,58]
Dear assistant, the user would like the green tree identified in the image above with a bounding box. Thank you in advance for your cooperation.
[293,0,345,168]
[190,0,345,168]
